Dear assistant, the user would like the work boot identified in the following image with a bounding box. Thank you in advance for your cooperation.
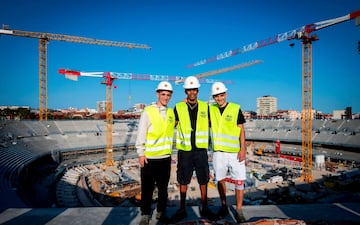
[234,209,246,223]
[169,208,187,223]
[156,211,169,224]
[217,204,229,219]
[139,215,150,225]
[200,206,218,221]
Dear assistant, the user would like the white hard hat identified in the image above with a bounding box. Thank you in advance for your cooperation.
[211,82,228,96]
[183,76,200,89]
[156,81,173,92]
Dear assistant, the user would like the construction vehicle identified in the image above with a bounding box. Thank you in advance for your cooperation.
[255,145,266,156]
[135,192,141,201]
[0,25,150,120]
[185,10,360,183]
[208,180,216,189]
[58,60,261,167]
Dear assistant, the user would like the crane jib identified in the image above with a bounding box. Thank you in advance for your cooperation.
[186,9,360,68]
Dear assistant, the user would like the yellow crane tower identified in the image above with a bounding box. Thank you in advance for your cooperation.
[0,24,151,120]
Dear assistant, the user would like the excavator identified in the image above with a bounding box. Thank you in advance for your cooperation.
[255,145,266,156]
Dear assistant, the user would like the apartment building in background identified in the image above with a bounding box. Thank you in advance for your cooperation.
[257,95,277,116]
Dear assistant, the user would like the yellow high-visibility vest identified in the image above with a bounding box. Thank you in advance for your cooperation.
[210,103,241,153]
[176,101,208,151]
[144,105,175,157]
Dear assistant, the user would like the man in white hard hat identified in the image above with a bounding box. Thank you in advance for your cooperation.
[170,76,216,223]
[209,82,247,223]
[136,81,175,225]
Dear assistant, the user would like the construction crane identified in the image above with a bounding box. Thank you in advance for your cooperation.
[58,60,262,166]
[58,60,263,85]
[0,24,151,121]
[58,69,127,167]
[185,10,360,183]
[175,59,263,84]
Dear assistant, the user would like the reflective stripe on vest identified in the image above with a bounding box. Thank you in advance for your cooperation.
[144,106,175,157]
[176,100,209,151]
[210,102,241,153]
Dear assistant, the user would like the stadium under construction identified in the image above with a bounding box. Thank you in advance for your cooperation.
[0,119,360,224]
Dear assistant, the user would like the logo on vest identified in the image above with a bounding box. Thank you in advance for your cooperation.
[200,111,207,118]
[225,114,233,122]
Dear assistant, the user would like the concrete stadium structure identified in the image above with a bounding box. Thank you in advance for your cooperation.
[246,119,360,149]
[0,119,360,224]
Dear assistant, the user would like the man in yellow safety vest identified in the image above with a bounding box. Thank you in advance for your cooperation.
[136,81,175,225]
[170,76,216,223]
[209,81,247,223]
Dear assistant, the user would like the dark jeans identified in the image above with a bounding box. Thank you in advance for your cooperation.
[140,157,171,215]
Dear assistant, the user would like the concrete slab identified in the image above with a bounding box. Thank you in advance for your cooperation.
[0,203,359,225]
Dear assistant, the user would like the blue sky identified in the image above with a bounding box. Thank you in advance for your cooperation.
[0,0,359,114]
